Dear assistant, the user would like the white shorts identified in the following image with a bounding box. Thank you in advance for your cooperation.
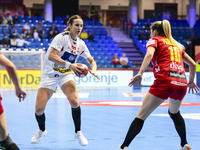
[39,73,75,91]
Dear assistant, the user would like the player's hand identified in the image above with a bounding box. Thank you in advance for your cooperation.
[89,70,99,80]
[15,88,27,102]
[69,64,82,76]
[188,81,199,94]
[128,74,142,87]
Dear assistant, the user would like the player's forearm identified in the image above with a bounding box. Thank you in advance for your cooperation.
[188,63,196,83]
[6,65,21,90]
[89,59,97,72]
[138,54,153,75]
[48,54,67,66]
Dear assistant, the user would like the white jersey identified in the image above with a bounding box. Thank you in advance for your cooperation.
[43,31,91,76]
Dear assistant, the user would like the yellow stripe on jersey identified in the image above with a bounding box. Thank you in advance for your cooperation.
[53,68,73,74]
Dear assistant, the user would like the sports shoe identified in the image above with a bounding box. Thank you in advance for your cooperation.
[31,129,47,144]
[74,131,88,146]
[119,146,128,150]
[181,144,191,150]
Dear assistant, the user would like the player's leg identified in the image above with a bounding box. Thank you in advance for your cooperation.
[168,98,191,149]
[0,99,19,149]
[31,88,54,144]
[0,112,19,150]
[61,80,88,146]
[120,92,164,149]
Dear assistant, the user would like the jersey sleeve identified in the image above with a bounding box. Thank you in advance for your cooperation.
[146,38,158,49]
[80,41,91,59]
[50,34,64,52]
[182,49,186,55]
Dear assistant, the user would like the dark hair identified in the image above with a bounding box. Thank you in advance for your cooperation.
[64,15,82,31]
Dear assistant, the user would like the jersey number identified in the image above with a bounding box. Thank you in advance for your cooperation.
[169,46,180,62]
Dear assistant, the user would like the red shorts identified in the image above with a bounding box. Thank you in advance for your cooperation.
[149,80,187,101]
[0,95,4,114]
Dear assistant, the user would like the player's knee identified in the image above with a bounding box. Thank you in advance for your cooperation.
[35,106,45,115]
[69,98,79,108]
[168,109,180,119]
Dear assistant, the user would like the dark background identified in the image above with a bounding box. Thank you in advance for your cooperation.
[52,0,79,19]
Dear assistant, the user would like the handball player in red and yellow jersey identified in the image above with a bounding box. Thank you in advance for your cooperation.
[119,20,199,150]
[0,52,26,150]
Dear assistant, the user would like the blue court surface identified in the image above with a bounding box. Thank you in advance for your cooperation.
[1,86,200,150]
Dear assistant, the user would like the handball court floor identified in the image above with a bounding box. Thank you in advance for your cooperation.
[1,86,200,150]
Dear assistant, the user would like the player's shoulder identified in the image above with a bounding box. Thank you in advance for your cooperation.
[61,31,70,36]
[77,37,85,45]
[147,38,156,46]
[54,31,69,41]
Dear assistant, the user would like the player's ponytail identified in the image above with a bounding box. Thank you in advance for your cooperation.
[162,20,184,50]
[64,15,82,32]
[151,20,184,50]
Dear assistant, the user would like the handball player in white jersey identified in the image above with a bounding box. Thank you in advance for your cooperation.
[31,15,99,146]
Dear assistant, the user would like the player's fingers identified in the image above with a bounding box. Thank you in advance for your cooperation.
[18,96,21,102]
[188,88,190,93]
[196,85,200,91]
[95,75,100,80]
[138,81,141,86]
[194,87,198,93]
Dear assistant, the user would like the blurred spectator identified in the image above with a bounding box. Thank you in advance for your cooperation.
[138,30,145,41]
[63,15,70,25]
[54,30,59,36]
[12,29,20,39]
[92,13,99,21]
[120,53,129,68]
[13,15,20,24]
[10,37,17,47]
[40,30,47,39]
[112,53,120,68]
[88,32,94,41]
[1,35,10,47]
[5,13,13,25]
[16,36,30,48]
[33,29,39,39]
[49,22,58,35]
[90,6,96,19]
[81,12,89,21]
[48,30,54,39]
[145,20,151,28]
[146,30,151,40]
[2,16,8,26]
[80,30,88,40]
[25,30,32,39]
[126,20,134,29]
[121,12,127,20]
[36,21,43,33]
[99,14,103,25]
[21,30,27,39]
[23,22,31,32]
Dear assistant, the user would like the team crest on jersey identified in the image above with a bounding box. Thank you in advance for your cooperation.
[69,55,75,61]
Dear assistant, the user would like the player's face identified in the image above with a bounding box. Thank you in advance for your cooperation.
[70,19,83,37]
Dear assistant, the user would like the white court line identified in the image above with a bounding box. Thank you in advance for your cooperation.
[151,113,200,120]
